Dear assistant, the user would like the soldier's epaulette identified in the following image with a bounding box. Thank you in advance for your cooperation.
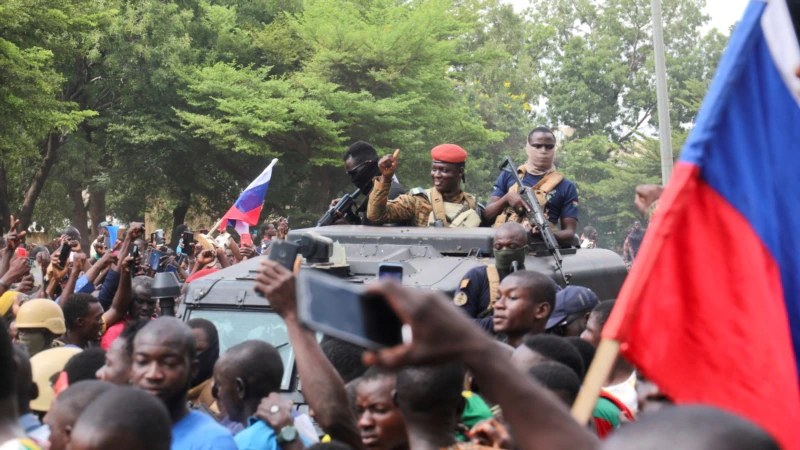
[409,187,426,196]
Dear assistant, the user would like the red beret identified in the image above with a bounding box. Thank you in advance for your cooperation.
[431,144,467,164]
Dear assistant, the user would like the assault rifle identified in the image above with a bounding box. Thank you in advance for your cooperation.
[499,156,570,285]
[317,188,361,227]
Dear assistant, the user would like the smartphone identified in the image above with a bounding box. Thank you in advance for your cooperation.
[297,270,403,350]
[129,244,140,271]
[241,233,253,248]
[148,250,166,272]
[377,262,403,281]
[155,229,165,246]
[181,231,194,254]
[31,260,42,289]
[267,240,299,271]
[58,241,71,268]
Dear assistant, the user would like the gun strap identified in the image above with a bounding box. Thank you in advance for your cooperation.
[485,264,501,311]
[493,167,563,228]
[427,188,477,227]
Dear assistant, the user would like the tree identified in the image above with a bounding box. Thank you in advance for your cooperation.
[0,0,106,232]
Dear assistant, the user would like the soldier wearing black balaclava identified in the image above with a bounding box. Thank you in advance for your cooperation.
[452,222,530,333]
[327,141,406,225]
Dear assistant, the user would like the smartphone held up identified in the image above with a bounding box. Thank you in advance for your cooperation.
[296,269,404,350]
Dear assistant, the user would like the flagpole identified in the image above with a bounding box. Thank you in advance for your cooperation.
[571,339,620,424]
[208,217,225,238]
[651,0,674,183]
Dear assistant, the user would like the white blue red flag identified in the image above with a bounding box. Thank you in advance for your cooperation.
[219,159,278,236]
[603,1,800,447]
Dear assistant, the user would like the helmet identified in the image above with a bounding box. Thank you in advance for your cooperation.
[29,347,82,412]
[0,291,20,316]
[16,299,66,335]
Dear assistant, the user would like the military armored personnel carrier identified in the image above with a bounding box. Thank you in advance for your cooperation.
[179,225,627,404]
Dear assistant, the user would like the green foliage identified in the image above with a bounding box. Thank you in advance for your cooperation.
[3,0,728,249]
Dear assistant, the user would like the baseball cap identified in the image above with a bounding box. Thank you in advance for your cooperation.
[546,285,599,330]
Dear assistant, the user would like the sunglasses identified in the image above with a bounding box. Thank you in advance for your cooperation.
[530,143,555,150]
[346,160,373,176]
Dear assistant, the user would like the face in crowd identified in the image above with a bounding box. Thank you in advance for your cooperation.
[356,373,407,450]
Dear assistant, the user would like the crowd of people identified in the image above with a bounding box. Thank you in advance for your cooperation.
[0,131,779,450]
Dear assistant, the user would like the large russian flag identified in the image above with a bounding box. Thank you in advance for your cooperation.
[602,0,800,447]
[219,159,278,234]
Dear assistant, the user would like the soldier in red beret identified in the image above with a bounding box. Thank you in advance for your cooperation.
[367,144,483,228]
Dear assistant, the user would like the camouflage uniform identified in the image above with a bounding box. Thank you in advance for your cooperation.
[366,178,477,227]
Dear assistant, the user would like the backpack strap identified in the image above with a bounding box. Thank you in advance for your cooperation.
[493,170,564,228]
[485,264,501,311]
[534,171,564,207]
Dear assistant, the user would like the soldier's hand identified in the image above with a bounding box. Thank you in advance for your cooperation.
[504,192,530,215]
[253,260,297,320]
[329,198,341,208]
[378,154,397,182]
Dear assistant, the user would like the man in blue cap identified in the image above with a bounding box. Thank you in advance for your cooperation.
[545,286,599,337]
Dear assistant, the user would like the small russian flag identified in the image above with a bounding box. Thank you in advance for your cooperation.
[219,159,278,237]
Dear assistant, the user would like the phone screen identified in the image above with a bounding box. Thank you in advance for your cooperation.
[378,263,403,281]
[267,240,299,271]
[297,270,403,350]
[149,250,166,271]
[58,241,71,268]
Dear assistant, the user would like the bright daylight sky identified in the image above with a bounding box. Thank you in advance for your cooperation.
[505,0,750,32]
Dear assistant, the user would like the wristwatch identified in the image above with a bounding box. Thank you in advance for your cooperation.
[276,425,298,445]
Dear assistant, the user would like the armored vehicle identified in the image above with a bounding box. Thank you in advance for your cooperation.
[179,225,627,404]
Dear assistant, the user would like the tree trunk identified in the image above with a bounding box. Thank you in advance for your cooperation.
[88,188,106,241]
[172,189,191,234]
[67,181,90,253]
[0,164,10,235]
[19,132,65,231]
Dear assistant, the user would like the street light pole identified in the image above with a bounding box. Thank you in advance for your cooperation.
[651,0,673,183]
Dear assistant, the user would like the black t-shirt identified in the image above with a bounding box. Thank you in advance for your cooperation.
[628,228,645,252]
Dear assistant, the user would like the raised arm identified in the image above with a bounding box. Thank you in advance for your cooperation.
[228,237,242,264]
[0,258,31,298]
[103,254,133,328]
[102,223,145,326]
[0,215,26,277]
[363,282,598,450]
[254,260,364,450]
[366,154,416,225]
[59,252,87,303]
